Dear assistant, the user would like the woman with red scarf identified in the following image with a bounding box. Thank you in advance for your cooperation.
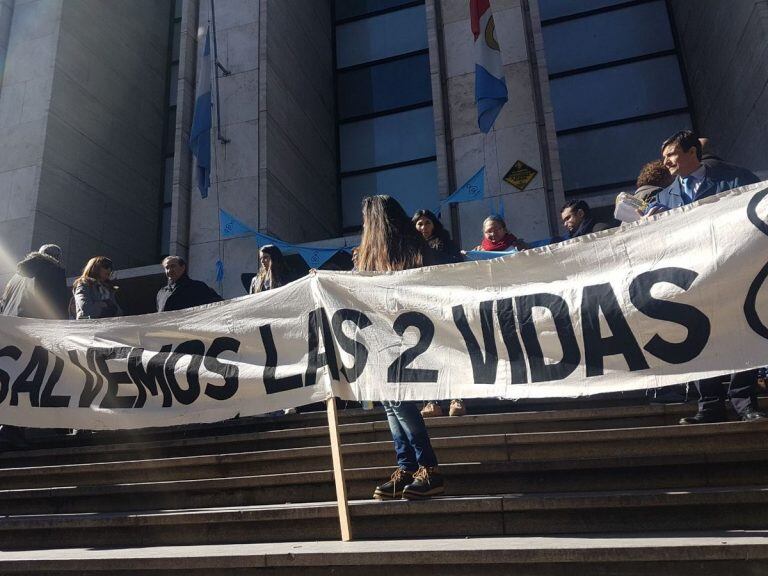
[475,215,528,252]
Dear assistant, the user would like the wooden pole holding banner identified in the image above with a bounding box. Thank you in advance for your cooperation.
[326,396,353,541]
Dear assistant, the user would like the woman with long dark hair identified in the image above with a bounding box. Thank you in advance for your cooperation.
[412,209,463,265]
[73,256,122,319]
[411,209,466,417]
[358,195,444,500]
[250,245,290,294]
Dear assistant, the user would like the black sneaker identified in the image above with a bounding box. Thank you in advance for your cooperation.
[373,468,414,500]
[741,410,768,422]
[402,466,445,500]
[679,412,727,425]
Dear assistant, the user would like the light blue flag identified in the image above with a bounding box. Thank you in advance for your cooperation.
[465,248,517,261]
[441,167,485,208]
[295,246,341,269]
[528,237,560,248]
[188,27,212,198]
[218,210,344,268]
[252,232,340,269]
[220,209,255,238]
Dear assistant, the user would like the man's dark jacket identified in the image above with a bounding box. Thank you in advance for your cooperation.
[652,163,759,211]
[0,252,69,319]
[156,274,222,312]
[569,217,609,238]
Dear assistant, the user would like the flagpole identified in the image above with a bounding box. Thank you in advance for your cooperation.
[209,0,230,144]
[326,395,353,541]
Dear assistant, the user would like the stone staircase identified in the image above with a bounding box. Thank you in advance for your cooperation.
[0,399,767,574]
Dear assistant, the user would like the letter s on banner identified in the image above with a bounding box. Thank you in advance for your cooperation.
[629,268,710,364]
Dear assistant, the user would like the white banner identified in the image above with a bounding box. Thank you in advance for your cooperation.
[3,182,768,429]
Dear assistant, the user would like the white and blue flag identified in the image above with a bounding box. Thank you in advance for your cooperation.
[471,0,508,133]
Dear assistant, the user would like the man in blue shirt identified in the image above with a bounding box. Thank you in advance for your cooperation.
[648,131,765,424]
[647,130,759,214]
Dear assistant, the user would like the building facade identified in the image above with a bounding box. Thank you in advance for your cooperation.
[0,0,765,311]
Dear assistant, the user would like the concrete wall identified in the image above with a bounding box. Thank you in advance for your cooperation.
[0,0,62,281]
[167,0,199,260]
[264,0,337,243]
[435,0,561,249]
[186,0,263,298]
[35,0,170,274]
[669,0,768,176]
[185,0,337,298]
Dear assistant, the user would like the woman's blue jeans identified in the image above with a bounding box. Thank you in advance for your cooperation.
[382,401,438,471]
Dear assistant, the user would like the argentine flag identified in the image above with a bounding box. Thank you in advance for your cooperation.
[471,0,508,133]
[189,26,212,198]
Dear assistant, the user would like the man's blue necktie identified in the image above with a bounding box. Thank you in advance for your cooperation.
[681,176,694,203]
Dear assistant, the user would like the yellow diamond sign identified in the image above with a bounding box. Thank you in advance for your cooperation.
[503,160,538,191]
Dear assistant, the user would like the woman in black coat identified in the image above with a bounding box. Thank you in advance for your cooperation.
[412,209,466,418]
[411,210,463,265]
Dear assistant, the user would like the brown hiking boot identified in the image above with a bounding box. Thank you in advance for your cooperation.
[373,468,414,500]
[402,466,445,500]
[449,399,466,416]
[421,402,443,418]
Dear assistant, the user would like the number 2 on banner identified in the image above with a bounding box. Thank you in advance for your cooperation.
[387,312,438,383]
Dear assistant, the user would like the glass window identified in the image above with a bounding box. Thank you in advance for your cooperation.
[550,56,688,131]
[335,5,428,68]
[341,161,438,228]
[163,157,174,203]
[542,2,674,74]
[539,0,633,21]
[339,106,436,172]
[168,62,179,107]
[338,53,431,120]
[335,0,418,21]
[558,112,692,191]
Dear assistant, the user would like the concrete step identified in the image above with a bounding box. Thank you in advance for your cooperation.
[1,453,767,515]
[0,487,766,549]
[0,421,766,490]
[1,530,766,575]
[20,391,680,447]
[0,402,745,468]
[2,531,765,575]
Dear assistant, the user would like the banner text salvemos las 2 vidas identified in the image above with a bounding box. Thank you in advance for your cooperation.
[3,182,768,429]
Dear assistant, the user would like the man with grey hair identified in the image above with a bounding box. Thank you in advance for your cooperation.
[156,255,222,312]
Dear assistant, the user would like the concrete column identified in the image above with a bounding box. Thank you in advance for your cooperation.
[438,0,555,248]
[0,0,63,278]
[0,0,13,90]
[668,0,768,176]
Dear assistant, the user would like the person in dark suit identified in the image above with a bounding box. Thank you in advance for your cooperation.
[0,244,69,450]
[647,130,759,214]
[156,255,222,312]
[0,244,69,320]
[560,200,609,238]
[646,131,765,424]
